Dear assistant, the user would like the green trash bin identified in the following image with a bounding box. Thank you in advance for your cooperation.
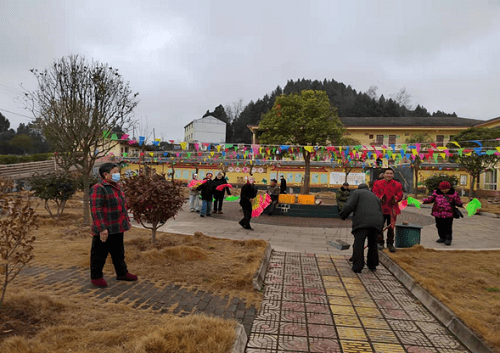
[395,223,422,248]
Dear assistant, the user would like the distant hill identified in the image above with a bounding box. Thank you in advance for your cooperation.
[207,78,457,144]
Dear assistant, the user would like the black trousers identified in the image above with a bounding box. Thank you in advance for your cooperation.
[90,232,128,280]
[240,208,252,228]
[267,196,279,215]
[435,217,453,241]
[213,193,224,211]
[378,214,395,245]
[352,228,379,272]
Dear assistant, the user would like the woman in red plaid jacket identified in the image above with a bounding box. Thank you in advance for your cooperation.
[89,163,137,287]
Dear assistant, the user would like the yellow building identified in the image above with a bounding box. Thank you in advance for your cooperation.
[247,116,500,194]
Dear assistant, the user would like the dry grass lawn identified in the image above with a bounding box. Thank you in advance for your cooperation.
[387,246,500,352]
[0,289,237,353]
[0,192,268,352]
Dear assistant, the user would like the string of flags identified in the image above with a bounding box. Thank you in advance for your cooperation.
[102,131,500,167]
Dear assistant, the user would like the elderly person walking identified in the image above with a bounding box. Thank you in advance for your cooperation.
[239,176,257,230]
[422,181,463,246]
[89,162,137,287]
[212,172,231,214]
[188,173,201,212]
[339,183,384,273]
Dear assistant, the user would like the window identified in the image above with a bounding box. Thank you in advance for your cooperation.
[436,135,444,147]
[389,135,396,145]
[376,135,384,145]
[484,169,498,190]
[369,134,373,139]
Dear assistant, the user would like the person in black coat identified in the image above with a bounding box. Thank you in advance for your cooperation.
[197,172,214,217]
[212,172,231,214]
[239,176,257,230]
[339,183,384,273]
[280,175,287,194]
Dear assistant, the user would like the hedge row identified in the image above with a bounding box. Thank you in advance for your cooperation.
[0,153,53,165]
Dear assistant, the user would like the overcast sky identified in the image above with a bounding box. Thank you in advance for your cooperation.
[1,0,499,141]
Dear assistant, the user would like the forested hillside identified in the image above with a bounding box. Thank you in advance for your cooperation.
[204,78,457,144]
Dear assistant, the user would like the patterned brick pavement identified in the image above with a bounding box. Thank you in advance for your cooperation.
[246,252,470,353]
[17,265,257,335]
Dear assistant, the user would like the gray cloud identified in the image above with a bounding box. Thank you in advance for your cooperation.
[1,0,499,141]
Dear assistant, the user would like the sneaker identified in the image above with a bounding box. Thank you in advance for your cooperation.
[377,243,384,250]
[91,278,108,287]
[244,226,254,230]
[368,267,377,271]
[116,273,138,281]
[218,211,223,214]
[239,220,246,229]
[207,214,212,216]
[348,257,353,262]
[190,209,194,212]
[444,240,452,246]
[388,245,396,253]
[352,269,362,273]
[195,210,200,213]
[436,239,445,243]
[200,214,205,217]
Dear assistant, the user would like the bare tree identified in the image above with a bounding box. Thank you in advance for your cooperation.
[24,55,139,226]
[392,87,413,110]
[224,98,244,124]
[366,85,378,100]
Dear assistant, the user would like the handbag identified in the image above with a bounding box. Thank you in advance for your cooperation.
[443,194,463,219]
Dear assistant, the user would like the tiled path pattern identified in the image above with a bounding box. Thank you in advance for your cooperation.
[246,252,470,353]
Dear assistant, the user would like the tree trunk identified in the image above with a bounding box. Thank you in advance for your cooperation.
[469,174,476,201]
[302,151,311,195]
[82,168,91,226]
[151,226,157,243]
[0,264,8,308]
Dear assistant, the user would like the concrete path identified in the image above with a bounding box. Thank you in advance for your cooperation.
[156,202,500,253]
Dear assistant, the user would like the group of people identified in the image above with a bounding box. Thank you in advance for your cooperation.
[188,172,232,216]
[339,167,463,273]
[87,163,464,286]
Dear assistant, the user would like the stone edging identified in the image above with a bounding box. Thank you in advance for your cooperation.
[252,243,272,291]
[232,324,248,353]
[378,251,495,353]
[233,243,272,353]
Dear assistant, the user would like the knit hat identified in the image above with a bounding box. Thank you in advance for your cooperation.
[439,181,451,190]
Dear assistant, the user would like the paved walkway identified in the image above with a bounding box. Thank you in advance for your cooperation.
[247,252,469,353]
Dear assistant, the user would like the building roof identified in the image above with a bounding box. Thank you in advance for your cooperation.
[184,115,226,129]
[338,116,483,127]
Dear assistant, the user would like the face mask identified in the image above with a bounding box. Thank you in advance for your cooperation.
[111,173,121,182]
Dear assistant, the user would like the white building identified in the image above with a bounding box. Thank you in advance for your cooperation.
[184,115,226,143]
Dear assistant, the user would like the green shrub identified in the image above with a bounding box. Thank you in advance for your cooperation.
[0,153,53,165]
[422,174,459,194]
[29,172,77,218]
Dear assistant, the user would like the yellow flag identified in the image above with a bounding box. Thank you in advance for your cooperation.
[304,146,314,153]
[210,152,215,157]
[217,145,221,152]
[450,141,461,148]
[412,149,418,155]
[180,142,187,150]
[149,152,154,157]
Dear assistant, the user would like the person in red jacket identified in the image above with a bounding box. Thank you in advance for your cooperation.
[371,168,403,252]
[89,163,137,287]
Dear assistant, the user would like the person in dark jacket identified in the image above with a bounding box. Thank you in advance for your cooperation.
[336,182,350,211]
[280,175,287,194]
[422,181,463,246]
[197,172,214,217]
[89,163,137,287]
[266,179,280,215]
[239,176,258,230]
[212,172,231,214]
[339,183,384,273]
